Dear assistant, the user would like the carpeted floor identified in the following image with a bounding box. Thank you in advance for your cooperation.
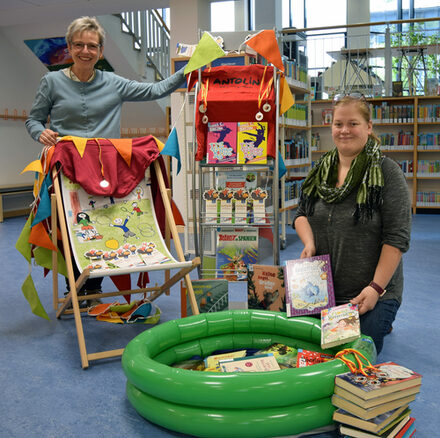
[1,214,438,437]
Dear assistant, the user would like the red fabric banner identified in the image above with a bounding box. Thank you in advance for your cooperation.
[188,65,277,161]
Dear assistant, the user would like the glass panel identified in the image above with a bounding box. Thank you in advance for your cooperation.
[211,1,235,32]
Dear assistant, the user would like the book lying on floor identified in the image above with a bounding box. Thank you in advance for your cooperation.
[331,393,416,420]
[334,362,423,400]
[339,416,415,438]
[334,384,421,409]
[333,405,409,434]
[284,254,335,317]
[321,303,360,349]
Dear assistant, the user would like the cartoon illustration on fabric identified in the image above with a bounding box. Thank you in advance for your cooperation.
[237,122,268,164]
[61,174,175,273]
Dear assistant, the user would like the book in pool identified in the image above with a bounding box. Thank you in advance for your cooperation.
[334,362,422,400]
[333,405,409,434]
[247,264,286,312]
[331,393,416,421]
[219,354,280,372]
[296,349,334,367]
[339,416,415,438]
[255,343,297,369]
[321,303,360,349]
[284,254,336,317]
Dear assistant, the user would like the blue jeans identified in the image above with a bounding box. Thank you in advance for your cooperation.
[360,299,400,355]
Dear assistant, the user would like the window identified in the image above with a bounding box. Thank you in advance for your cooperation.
[211,1,236,32]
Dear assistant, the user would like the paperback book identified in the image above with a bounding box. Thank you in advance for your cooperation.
[331,393,416,421]
[321,303,360,349]
[333,405,410,434]
[219,354,280,372]
[255,343,297,369]
[206,122,237,164]
[334,362,423,400]
[284,254,336,317]
[237,121,268,164]
[296,349,334,367]
[247,264,286,312]
[216,228,258,280]
[339,416,415,438]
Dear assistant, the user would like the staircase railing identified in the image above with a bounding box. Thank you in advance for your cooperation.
[118,9,170,80]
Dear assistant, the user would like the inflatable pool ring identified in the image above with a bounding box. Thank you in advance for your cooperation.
[122,309,376,438]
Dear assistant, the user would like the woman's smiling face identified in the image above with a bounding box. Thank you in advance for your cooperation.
[332,101,372,159]
[68,30,102,70]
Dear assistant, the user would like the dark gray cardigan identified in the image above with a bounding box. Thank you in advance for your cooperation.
[294,156,411,305]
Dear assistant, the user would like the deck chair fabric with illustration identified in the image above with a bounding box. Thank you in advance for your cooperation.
[46,136,199,368]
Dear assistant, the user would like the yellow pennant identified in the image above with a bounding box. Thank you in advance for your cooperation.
[21,159,43,174]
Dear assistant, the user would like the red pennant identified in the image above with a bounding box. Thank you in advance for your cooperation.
[246,30,284,72]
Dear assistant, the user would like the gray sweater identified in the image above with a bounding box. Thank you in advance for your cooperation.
[26,68,185,141]
[294,157,411,305]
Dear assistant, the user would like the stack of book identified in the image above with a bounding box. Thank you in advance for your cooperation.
[332,362,422,437]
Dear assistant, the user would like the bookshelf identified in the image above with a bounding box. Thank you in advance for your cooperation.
[310,95,440,213]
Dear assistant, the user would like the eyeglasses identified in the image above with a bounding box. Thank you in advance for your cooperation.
[333,92,366,104]
[71,42,101,52]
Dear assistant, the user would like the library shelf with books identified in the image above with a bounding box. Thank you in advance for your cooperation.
[279,73,311,249]
[310,95,440,213]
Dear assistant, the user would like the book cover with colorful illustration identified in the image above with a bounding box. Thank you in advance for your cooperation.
[206,122,237,164]
[216,228,258,280]
[335,362,422,400]
[60,172,179,273]
[219,354,280,372]
[180,278,229,317]
[296,349,334,367]
[237,121,268,164]
[247,264,286,312]
[321,303,361,349]
[284,254,335,317]
[256,343,297,369]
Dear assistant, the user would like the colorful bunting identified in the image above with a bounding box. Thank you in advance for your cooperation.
[280,76,295,115]
[110,139,133,167]
[245,30,285,72]
[21,159,43,175]
[59,135,88,157]
[21,273,50,320]
[15,214,33,263]
[31,174,52,227]
[184,31,226,75]
[159,128,182,174]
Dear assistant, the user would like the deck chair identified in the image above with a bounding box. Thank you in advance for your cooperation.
[50,148,200,369]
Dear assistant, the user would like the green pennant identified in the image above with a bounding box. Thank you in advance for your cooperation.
[34,246,68,278]
[184,32,226,75]
[21,273,50,320]
[15,214,33,263]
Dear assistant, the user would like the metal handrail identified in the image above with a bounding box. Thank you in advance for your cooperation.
[118,9,170,80]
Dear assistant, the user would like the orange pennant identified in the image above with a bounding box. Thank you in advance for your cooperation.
[29,222,58,252]
[245,30,285,72]
[110,139,133,167]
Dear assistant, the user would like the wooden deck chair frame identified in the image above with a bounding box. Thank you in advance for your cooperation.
[50,160,200,369]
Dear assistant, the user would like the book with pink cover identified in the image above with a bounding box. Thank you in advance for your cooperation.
[206,122,237,164]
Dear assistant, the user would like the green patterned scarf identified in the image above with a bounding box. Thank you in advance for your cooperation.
[299,138,384,223]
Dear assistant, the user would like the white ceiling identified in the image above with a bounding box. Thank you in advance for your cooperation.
[0,0,170,27]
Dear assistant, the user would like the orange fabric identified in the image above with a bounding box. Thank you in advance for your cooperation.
[246,30,285,72]
[111,138,133,167]
[29,222,58,252]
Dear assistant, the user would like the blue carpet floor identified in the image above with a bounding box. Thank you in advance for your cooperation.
[1,214,438,437]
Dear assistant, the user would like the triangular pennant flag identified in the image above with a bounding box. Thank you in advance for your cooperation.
[59,135,88,157]
[184,32,226,75]
[21,273,50,320]
[29,221,58,252]
[159,128,182,174]
[15,214,33,263]
[245,30,285,72]
[110,139,133,167]
[31,174,52,227]
[21,159,43,174]
[33,246,67,277]
[280,76,295,115]
[278,150,287,178]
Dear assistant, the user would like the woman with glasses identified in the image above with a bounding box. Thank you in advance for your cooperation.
[25,16,185,305]
[293,93,411,355]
